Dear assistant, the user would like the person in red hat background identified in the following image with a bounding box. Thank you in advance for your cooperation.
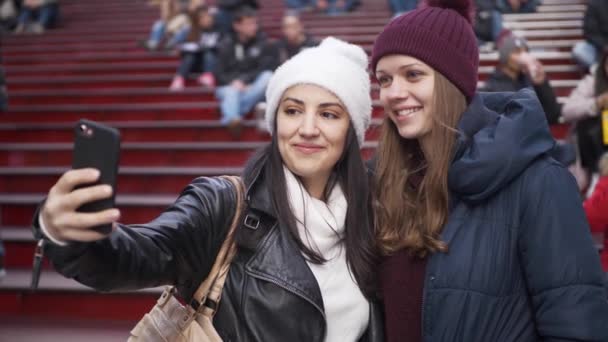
[584,152,608,274]
[369,0,608,341]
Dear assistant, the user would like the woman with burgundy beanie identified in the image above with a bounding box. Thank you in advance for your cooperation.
[370,0,608,341]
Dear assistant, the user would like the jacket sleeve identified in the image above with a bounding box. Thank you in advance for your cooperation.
[519,159,608,341]
[583,1,607,51]
[32,177,238,299]
[584,177,608,233]
[217,0,243,10]
[532,79,562,125]
[561,75,598,123]
[240,39,276,84]
[214,38,240,86]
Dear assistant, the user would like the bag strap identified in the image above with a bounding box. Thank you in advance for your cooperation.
[190,175,245,315]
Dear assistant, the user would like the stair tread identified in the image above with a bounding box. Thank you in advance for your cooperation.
[0,316,135,342]
[0,193,179,205]
[0,166,243,175]
[0,269,162,294]
[3,226,601,250]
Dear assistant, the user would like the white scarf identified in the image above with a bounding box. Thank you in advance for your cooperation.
[283,166,369,342]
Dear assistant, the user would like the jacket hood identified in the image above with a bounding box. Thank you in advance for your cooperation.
[448,89,555,203]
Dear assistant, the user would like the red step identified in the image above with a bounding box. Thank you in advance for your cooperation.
[0,291,156,321]
[0,166,239,194]
[0,119,383,143]
[5,61,177,77]
[7,88,216,105]
[0,121,269,143]
[0,142,377,167]
[0,316,138,340]
[0,104,386,122]
[1,32,380,50]
[1,197,172,226]
[7,74,176,90]
[0,270,159,321]
[0,143,258,167]
[2,53,174,66]
[3,240,50,269]
[6,61,581,81]
[2,102,222,120]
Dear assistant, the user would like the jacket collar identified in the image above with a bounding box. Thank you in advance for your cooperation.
[242,168,326,315]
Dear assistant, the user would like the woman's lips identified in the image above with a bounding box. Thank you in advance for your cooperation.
[293,143,324,154]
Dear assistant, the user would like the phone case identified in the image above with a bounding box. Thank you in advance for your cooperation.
[72,119,121,235]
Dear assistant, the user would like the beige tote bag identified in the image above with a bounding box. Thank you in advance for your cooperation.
[128,176,245,342]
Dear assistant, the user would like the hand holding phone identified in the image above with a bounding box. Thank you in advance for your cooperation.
[72,120,121,235]
[40,120,121,242]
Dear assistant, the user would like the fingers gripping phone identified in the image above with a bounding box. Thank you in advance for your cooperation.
[72,119,121,235]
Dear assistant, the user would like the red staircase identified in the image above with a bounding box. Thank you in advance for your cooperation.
[0,0,592,337]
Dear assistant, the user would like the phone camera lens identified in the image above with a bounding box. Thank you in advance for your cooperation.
[79,124,94,137]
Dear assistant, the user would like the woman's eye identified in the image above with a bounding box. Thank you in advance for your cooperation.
[284,108,299,115]
[321,111,338,119]
[406,70,422,79]
[377,76,391,86]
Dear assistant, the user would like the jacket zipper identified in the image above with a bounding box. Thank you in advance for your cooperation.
[247,271,327,340]
[31,239,45,289]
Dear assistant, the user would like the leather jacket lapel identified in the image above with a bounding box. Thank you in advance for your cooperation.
[243,169,326,317]
[245,221,325,316]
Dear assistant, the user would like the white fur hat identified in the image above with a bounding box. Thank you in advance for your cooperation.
[264,37,372,145]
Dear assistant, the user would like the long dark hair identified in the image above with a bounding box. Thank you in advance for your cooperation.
[242,124,378,297]
[594,49,608,96]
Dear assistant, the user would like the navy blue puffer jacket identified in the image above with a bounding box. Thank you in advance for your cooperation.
[421,89,608,341]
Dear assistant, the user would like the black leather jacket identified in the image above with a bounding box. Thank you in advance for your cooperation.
[33,171,384,342]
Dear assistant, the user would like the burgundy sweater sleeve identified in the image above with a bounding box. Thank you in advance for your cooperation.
[380,249,427,342]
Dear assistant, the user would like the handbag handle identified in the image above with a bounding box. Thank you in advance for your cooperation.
[190,175,245,314]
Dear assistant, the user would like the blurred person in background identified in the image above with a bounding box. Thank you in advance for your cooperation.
[14,0,59,34]
[283,0,360,15]
[141,0,203,52]
[484,33,562,126]
[387,0,418,17]
[562,49,608,193]
[169,5,222,91]
[496,0,538,13]
[0,0,20,33]
[214,6,275,137]
[584,152,608,276]
[473,0,503,51]
[572,0,608,71]
[283,0,315,13]
[274,14,318,68]
[483,33,576,169]
[214,0,258,34]
[315,0,361,15]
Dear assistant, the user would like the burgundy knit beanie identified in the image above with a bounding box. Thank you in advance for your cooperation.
[371,0,479,103]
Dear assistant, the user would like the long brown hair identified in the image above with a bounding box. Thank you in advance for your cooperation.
[186,5,212,42]
[374,71,467,257]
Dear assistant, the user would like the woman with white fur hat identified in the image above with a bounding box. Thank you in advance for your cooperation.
[31,37,383,341]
